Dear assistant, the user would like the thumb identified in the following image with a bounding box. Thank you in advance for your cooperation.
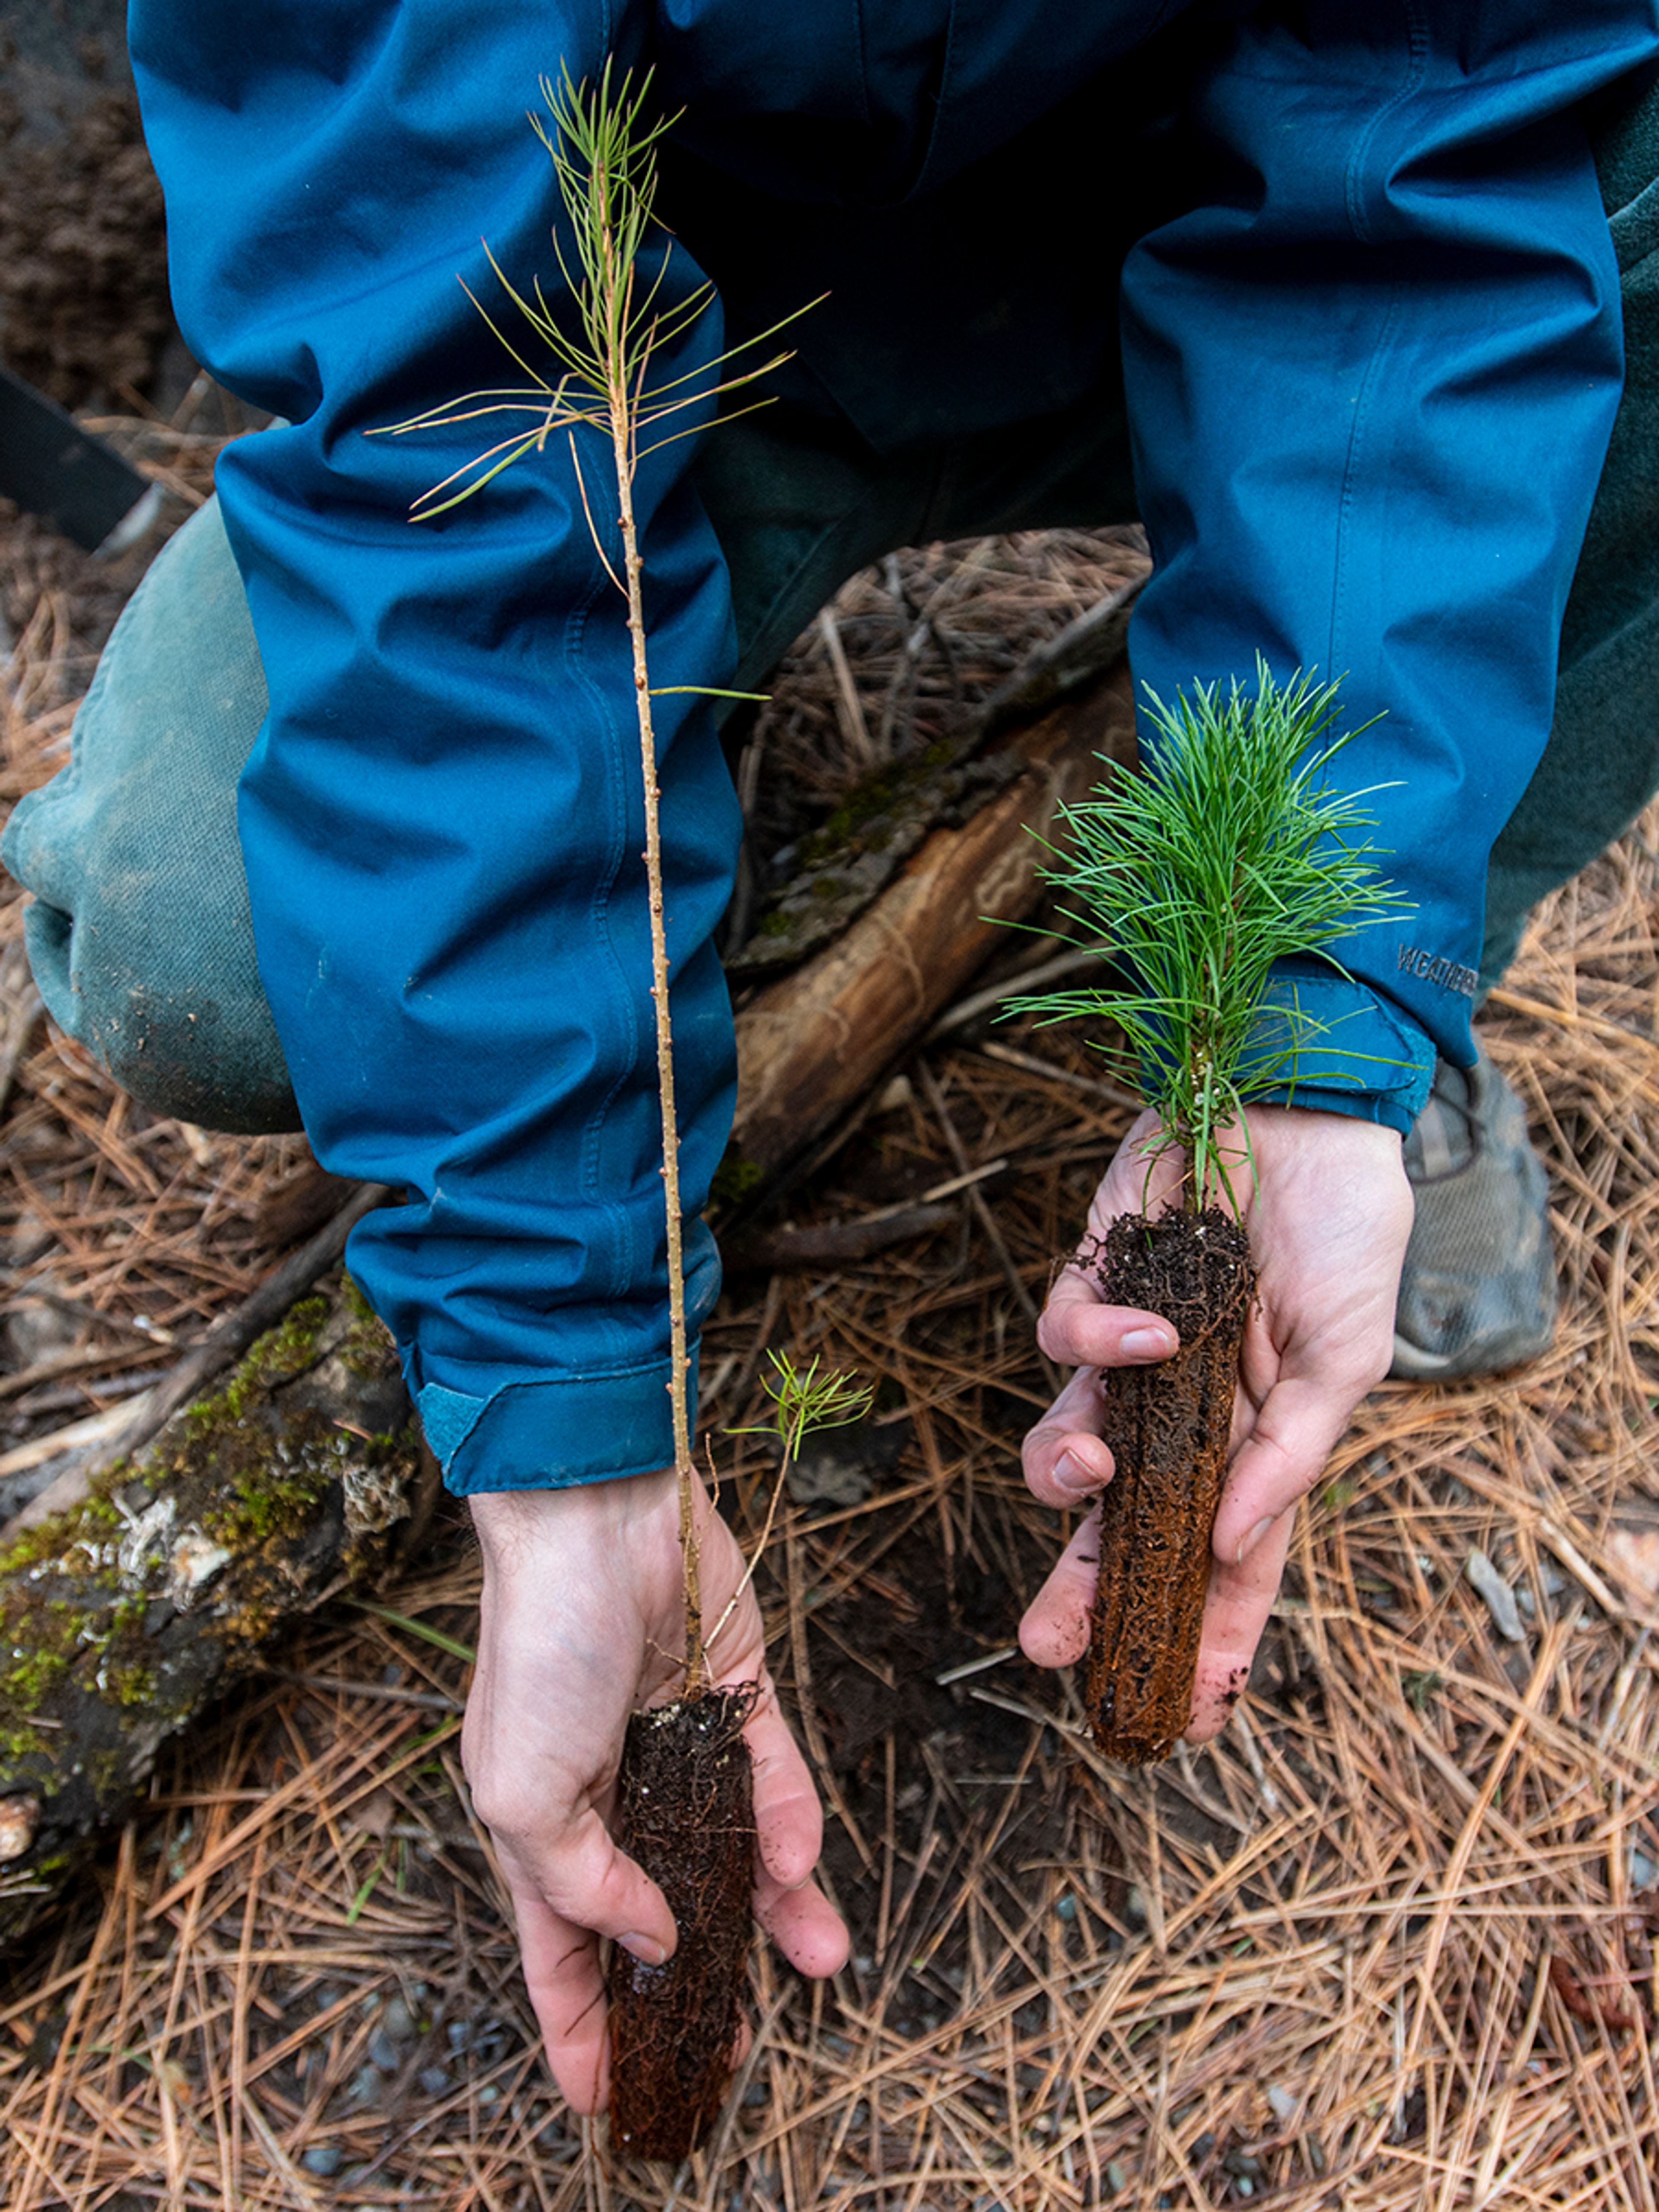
[487,1793,678,1964]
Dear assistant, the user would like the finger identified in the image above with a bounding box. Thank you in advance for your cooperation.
[1211,1375,1366,1566]
[1023,1424,1117,1510]
[499,1856,612,2114]
[1017,1506,1101,1669]
[489,1797,677,1965]
[1185,1508,1296,1742]
[755,1867,850,1977]
[1038,1270,1179,1372]
[744,1678,824,1891]
[1022,1361,1117,1506]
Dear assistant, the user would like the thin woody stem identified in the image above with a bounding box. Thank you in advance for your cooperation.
[391,66,822,1703]
[605,328,704,1696]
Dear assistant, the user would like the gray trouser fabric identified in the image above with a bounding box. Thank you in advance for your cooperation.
[4,73,1656,1131]
[2,495,293,1128]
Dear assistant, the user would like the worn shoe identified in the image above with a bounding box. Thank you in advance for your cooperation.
[1390,1050,1558,1380]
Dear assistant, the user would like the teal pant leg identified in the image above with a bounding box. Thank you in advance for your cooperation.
[12,93,1653,1128]
[0,388,1138,1138]
[1,498,298,1131]
[1481,73,1659,987]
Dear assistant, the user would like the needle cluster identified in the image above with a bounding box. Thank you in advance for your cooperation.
[378,64,807,535]
[739,1352,876,1463]
[1007,662,1408,1212]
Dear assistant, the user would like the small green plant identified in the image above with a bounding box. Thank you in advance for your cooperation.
[1006,662,1408,1211]
[704,1354,875,1656]
[737,1351,877,1462]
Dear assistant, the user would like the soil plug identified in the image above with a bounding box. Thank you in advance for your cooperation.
[607,1353,869,2160]
[380,68,837,2161]
[1008,665,1407,1762]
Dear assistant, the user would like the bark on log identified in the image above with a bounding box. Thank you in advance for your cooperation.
[728,660,1138,1189]
[0,1274,425,1947]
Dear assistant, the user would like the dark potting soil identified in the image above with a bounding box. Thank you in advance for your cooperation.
[1079,1206,1255,1765]
[606,1683,758,2164]
[0,82,171,410]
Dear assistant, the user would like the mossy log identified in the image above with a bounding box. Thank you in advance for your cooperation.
[0,1273,426,1946]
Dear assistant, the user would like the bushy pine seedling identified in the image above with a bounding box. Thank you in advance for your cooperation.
[1007,662,1408,1212]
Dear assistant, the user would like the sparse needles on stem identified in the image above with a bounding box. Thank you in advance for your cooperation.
[381,67,823,1694]
[704,1353,875,1654]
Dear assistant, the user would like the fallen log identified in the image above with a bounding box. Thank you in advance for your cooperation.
[727,656,1138,1190]
[0,1272,426,1946]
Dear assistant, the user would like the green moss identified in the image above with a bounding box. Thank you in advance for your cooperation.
[200,1415,350,1551]
[0,1566,165,1771]
[338,1275,397,1382]
[0,1490,124,1584]
[184,1296,331,1436]
[0,1286,421,1807]
[3,1649,69,1707]
[104,1660,156,1709]
[0,1725,49,1766]
[801,764,910,863]
[709,1151,766,1210]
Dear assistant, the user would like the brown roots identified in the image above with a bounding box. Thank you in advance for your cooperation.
[606,1682,758,2163]
[1080,1207,1255,1764]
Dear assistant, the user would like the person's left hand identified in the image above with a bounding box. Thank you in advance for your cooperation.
[1017,1103,1412,1736]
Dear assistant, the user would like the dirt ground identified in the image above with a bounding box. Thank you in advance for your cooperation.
[2,86,1659,2212]
[0,15,171,411]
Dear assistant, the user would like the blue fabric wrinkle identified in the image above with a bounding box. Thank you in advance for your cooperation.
[127,0,1659,1489]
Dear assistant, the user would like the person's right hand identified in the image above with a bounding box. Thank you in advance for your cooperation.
[464,1472,848,2116]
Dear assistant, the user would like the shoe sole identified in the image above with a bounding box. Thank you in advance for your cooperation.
[1389,1324,1554,1383]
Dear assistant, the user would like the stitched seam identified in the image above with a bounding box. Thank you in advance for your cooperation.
[1329,274,1405,681]
[907,0,959,200]
[1331,3,1426,679]
[850,0,874,131]
[429,1354,674,1383]
[1343,1,1429,247]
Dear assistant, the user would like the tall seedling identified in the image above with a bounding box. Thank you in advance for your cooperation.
[382,70,855,2160]
[1008,667,1407,1761]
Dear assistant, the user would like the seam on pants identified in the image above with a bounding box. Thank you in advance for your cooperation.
[1331,3,1427,680]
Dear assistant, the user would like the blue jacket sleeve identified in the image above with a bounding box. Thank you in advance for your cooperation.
[1121,0,1659,1133]
[128,1,745,1491]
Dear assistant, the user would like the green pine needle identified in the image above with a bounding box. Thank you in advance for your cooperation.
[372,63,818,522]
[1006,661,1410,1214]
[730,1352,876,1462]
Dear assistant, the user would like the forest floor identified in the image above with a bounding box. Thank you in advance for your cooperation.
[2,379,1659,2209]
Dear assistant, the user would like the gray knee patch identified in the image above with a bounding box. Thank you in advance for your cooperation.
[1,496,301,1133]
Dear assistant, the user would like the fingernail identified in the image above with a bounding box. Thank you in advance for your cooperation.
[618,1932,667,1966]
[1054,1450,1095,1500]
[1121,1326,1173,1360]
[1236,1517,1276,1565]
